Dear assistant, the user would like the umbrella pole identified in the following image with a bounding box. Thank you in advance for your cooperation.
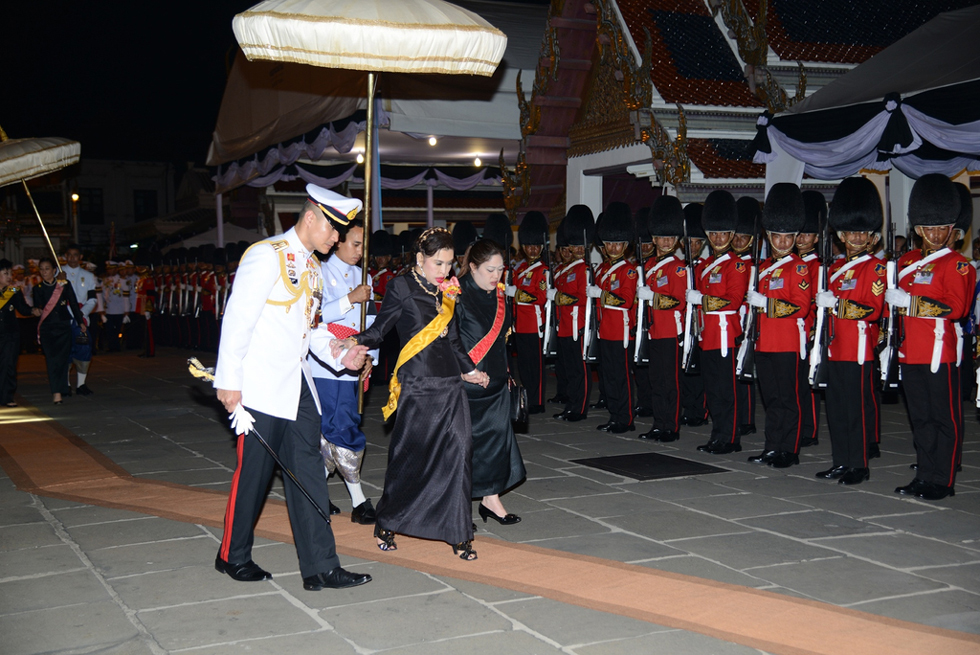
[358,72,378,413]
[21,180,62,274]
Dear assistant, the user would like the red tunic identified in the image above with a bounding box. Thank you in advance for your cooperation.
[555,260,588,338]
[513,259,548,335]
[755,254,812,353]
[826,254,886,364]
[694,251,749,352]
[645,254,687,340]
[596,257,637,343]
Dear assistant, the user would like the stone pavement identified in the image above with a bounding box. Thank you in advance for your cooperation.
[1,350,978,654]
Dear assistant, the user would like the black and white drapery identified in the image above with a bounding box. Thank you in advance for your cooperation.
[225,160,501,192]
[753,80,980,183]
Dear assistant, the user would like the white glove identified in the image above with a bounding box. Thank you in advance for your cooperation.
[230,403,255,436]
[686,289,703,305]
[637,286,655,301]
[546,288,557,301]
[122,314,131,325]
[747,290,767,308]
[505,285,517,298]
[885,288,911,308]
[587,286,602,299]
[144,311,151,319]
[816,291,837,308]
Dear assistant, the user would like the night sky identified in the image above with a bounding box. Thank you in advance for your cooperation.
[3,1,248,166]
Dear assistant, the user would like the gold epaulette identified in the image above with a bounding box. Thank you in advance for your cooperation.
[836,299,874,320]
[516,289,538,304]
[703,295,731,312]
[767,299,801,318]
[556,292,578,306]
[602,291,625,307]
[270,240,289,252]
[654,293,680,310]
[908,295,951,318]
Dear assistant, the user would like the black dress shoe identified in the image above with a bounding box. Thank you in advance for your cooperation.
[738,424,757,436]
[747,450,777,464]
[867,443,881,459]
[815,465,848,480]
[915,482,955,501]
[76,384,93,396]
[478,503,521,525]
[705,441,742,455]
[597,421,635,434]
[838,467,870,485]
[329,502,341,515]
[303,567,372,590]
[800,436,819,448]
[214,557,272,582]
[895,478,927,496]
[548,395,568,405]
[697,440,721,452]
[554,410,586,422]
[640,429,679,442]
[635,406,654,417]
[528,404,545,415]
[351,499,377,525]
[768,452,800,469]
[590,399,608,410]
[909,463,918,470]
[683,416,709,427]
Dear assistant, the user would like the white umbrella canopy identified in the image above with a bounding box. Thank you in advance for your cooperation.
[0,135,80,188]
[233,0,508,77]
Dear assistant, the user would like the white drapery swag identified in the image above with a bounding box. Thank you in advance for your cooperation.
[232,0,507,77]
[0,137,81,187]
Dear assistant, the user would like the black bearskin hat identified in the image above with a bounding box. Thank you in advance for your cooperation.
[372,230,393,257]
[908,173,960,227]
[518,211,549,246]
[762,183,805,234]
[555,217,568,248]
[684,203,707,239]
[829,177,883,233]
[598,201,632,242]
[701,190,738,232]
[954,182,973,234]
[482,213,513,250]
[563,204,595,246]
[801,190,827,234]
[452,221,478,256]
[735,196,761,235]
[634,206,652,243]
[648,196,684,237]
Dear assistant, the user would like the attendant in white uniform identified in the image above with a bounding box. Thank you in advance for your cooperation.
[60,244,98,395]
[213,183,373,592]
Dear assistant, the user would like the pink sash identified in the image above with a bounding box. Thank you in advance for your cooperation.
[37,283,65,344]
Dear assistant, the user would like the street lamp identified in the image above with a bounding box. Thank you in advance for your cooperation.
[70,191,79,243]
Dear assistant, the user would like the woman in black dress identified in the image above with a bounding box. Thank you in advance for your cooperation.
[351,228,489,560]
[32,258,87,404]
[456,240,526,524]
[0,259,38,407]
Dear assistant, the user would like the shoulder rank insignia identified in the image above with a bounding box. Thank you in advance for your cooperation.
[796,263,808,277]
[874,262,886,276]
[871,280,885,296]
[270,240,289,252]
[539,279,548,291]
[957,261,971,276]
[799,280,810,291]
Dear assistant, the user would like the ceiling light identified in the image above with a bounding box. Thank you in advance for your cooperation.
[474,156,482,167]
[428,136,437,146]
[356,153,364,164]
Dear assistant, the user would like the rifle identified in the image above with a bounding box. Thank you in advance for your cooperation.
[808,214,833,389]
[633,230,650,364]
[542,230,559,357]
[582,229,599,363]
[880,189,901,391]
[680,222,701,373]
[735,217,762,382]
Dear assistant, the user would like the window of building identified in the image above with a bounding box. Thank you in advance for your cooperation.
[79,188,104,225]
[133,189,158,221]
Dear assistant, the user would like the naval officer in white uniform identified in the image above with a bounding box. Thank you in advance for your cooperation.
[213,183,373,591]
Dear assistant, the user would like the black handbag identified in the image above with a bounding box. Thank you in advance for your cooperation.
[509,376,528,426]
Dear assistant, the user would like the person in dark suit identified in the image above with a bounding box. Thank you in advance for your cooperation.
[32,258,86,404]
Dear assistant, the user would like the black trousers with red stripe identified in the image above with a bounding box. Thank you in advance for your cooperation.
[559,334,591,415]
[902,363,962,488]
[648,337,682,432]
[798,347,819,443]
[598,338,634,425]
[702,348,739,444]
[515,332,544,407]
[681,346,708,421]
[219,378,340,578]
[826,360,880,469]
[756,351,804,454]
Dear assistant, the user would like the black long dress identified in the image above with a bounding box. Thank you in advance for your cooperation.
[455,274,526,497]
[1,287,34,404]
[33,281,85,395]
[355,272,476,544]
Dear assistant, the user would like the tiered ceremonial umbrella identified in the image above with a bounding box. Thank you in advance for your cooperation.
[0,126,81,272]
[231,0,507,407]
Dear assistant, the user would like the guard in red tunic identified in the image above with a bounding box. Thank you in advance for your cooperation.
[796,191,826,448]
[687,190,750,454]
[507,211,549,414]
[814,177,886,486]
[889,174,975,501]
[592,202,638,433]
[631,206,655,419]
[133,262,156,358]
[745,184,812,468]
[636,196,687,441]
[553,205,595,422]
[680,204,709,426]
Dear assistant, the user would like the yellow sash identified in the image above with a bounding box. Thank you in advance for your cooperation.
[383,294,454,420]
[0,287,15,311]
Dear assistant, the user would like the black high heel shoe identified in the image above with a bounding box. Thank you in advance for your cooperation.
[478,504,521,525]
[374,524,397,552]
[452,540,477,561]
